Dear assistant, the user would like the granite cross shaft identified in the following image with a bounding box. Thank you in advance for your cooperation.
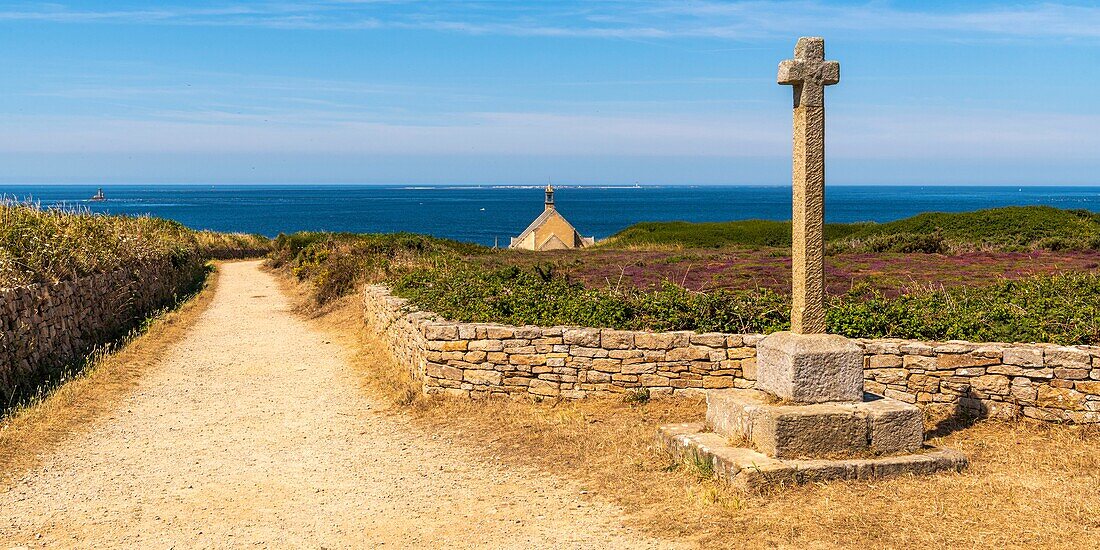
[778,37,839,334]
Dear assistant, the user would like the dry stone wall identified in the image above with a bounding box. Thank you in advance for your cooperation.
[362,286,760,400]
[363,286,1100,423]
[0,258,205,396]
[859,340,1100,423]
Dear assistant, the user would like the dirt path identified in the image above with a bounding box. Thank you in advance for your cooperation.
[1,261,681,549]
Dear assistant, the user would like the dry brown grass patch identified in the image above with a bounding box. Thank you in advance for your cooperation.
[0,264,221,485]
[303,287,1100,549]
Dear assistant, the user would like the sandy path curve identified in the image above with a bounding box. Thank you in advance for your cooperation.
[1,261,681,549]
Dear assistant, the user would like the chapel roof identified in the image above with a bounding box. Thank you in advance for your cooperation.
[511,208,581,246]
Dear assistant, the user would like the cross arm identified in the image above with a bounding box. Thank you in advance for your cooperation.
[777,59,803,85]
[819,61,840,85]
[777,59,840,86]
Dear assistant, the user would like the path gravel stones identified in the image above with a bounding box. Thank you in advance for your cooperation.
[1,261,678,549]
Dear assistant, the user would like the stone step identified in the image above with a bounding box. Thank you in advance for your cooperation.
[658,422,967,491]
[706,388,924,459]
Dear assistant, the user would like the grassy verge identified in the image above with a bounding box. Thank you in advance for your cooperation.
[303,288,1100,548]
[267,231,486,303]
[195,230,273,259]
[0,262,221,484]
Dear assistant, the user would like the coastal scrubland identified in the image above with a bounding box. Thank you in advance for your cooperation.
[271,205,1100,344]
[0,201,271,287]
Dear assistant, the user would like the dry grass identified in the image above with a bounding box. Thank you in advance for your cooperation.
[0,200,200,287]
[0,264,221,485]
[194,230,273,259]
[0,201,270,287]
[303,288,1100,549]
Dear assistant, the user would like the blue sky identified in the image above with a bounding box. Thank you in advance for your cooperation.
[2,0,1099,185]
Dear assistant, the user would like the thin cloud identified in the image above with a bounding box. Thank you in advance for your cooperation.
[3,107,1097,161]
[2,1,1100,40]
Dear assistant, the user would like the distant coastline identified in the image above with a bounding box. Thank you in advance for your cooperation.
[3,184,1099,246]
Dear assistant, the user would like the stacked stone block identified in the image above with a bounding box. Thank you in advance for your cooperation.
[363,286,1100,423]
[0,258,205,396]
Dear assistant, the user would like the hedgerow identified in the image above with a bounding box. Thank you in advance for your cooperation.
[394,265,1100,344]
[393,264,788,333]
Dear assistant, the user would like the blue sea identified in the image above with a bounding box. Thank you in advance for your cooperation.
[3,184,1100,247]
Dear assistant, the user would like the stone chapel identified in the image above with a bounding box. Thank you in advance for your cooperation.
[508,185,595,251]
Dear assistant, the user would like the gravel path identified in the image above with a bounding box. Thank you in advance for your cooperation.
[1,261,680,549]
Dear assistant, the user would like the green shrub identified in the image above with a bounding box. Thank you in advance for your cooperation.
[838,206,1100,253]
[393,263,1100,345]
[622,388,651,404]
[605,219,865,249]
[393,264,791,334]
[828,273,1100,344]
[269,231,488,304]
[846,231,947,254]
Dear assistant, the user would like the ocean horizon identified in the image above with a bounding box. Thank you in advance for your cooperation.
[4,184,1100,247]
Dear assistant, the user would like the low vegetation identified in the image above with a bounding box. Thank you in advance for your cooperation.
[195,230,273,260]
[604,219,864,249]
[396,265,1100,344]
[270,205,1100,344]
[393,264,790,334]
[264,206,1100,343]
[267,231,485,304]
[605,205,1100,253]
[0,201,271,287]
[839,205,1100,252]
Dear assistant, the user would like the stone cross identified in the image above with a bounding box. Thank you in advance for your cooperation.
[778,37,839,334]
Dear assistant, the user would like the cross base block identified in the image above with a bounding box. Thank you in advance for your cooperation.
[706,389,924,458]
[756,331,864,403]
